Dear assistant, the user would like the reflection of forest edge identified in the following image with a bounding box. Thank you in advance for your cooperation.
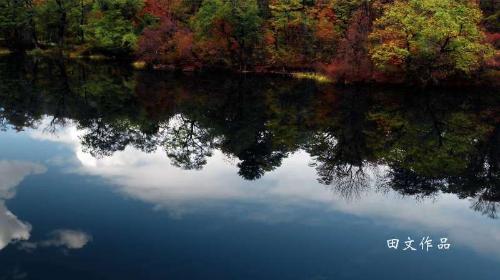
[1,56,499,218]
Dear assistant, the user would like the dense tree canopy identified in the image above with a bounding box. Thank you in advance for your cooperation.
[191,0,262,69]
[0,0,37,50]
[0,0,497,84]
[370,0,493,83]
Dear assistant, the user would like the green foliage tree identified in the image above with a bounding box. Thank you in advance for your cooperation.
[33,0,87,47]
[191,0,263,69]
[84,0,144,54]
[267,0,314,67]
[0,0,36,50]
[331,0,365,33]
[369,0,494,83]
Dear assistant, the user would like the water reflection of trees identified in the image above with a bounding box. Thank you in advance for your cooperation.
[0,56,498,217]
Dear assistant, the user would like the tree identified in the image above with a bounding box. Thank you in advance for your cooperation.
[480,0,500,32]
[0,0,37,51]
[141,0,193,20]
[266,0,314,68]
[331,0,365,33]
[369,0,493,84]
[326,2,374,83]
[163,115,215,170]
[84,0,144,54]
[33,0,86,47]
[191,0,263,69]
[313,0,338,61]
[137,15,196,69]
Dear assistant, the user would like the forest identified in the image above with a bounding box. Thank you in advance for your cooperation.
[0,0,499,85]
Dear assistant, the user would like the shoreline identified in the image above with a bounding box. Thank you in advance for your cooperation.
[1,49,498,89]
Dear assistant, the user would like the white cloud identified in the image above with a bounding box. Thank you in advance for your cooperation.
[27,119,500,260]
[42,229,92,249]
[20,229,92,251]
[0,154,90,253]
[0,202,32,251]
[0,161,47,200]
[0,161,47,250]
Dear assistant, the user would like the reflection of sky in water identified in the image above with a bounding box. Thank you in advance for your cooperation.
[24,118,500,259]
[0,118,499,279]
[0,160,91,252]
[0,160,42,250]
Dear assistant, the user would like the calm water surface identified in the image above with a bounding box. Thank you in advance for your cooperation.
[0,56,499,279]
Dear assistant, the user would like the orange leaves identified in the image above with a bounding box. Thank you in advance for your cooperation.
[137,16,196,69]
[314,4,337,43]
[264,30,276,46]
[174,29,194,58]
[141,0,179,18]
[211,19,234,41]
[33,0,47,5]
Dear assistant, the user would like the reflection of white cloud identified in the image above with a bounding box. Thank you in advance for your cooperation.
[28,120,500,260]
[0,161,47,200]
[44,229,92,249]
[20,229,92,251]
[0,203,32,250]
[0,161,47,250]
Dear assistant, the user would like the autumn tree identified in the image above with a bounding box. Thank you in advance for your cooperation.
[369,0,493,84]
[140,0,194,21]
[137,16,196,70]
[313,0,338,61]
[326,1,374,83]
[331,0,365,33]
[191,0,263,69]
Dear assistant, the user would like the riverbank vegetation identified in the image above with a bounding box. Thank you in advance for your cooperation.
[0,0,498,85]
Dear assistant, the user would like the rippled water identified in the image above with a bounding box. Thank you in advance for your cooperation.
[0,56,499,279]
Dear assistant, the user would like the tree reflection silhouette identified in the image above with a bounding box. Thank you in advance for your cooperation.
[0,56,498,217]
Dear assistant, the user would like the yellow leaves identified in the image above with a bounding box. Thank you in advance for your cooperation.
[370,42,409,71]
[369,0,493,79]
[369,21,409,71]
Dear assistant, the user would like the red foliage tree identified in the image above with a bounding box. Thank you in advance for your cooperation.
[324,7,373,83]
[313,2,338,62]
[137,16,197,70]
[141,0,177,18]
[484,32,500,69]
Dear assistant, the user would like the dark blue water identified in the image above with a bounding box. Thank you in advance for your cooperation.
[0,57,499,279]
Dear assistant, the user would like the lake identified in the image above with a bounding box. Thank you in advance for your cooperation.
[0,56,499,279]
